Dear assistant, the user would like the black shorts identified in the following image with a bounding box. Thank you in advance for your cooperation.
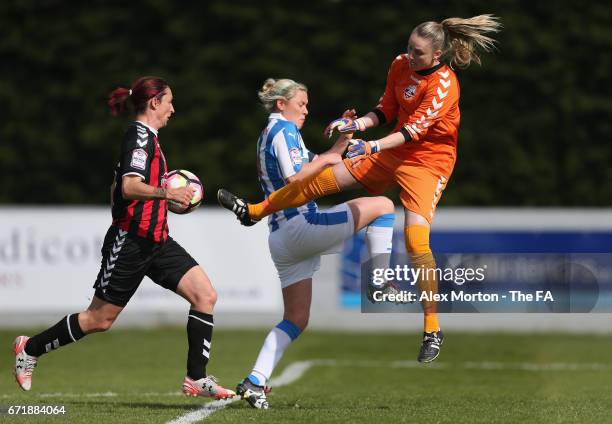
[93,226,198,307]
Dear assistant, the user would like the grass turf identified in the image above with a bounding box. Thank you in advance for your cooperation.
[1,329,611,423]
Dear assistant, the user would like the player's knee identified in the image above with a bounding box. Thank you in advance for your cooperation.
[99,319,114,332]
[206,288,218,307]
[190,286,217,309]
[377,196,395,214]
[80,310,116,334]
[91,317,114,333]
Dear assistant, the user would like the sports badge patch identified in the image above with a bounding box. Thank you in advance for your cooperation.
[289,148,303,166]
[130,148,148,170]
[403,85,417,99]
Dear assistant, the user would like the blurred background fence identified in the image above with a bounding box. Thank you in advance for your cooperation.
[1,1,611,206]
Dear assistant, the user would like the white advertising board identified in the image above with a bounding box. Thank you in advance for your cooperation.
[0,207,282,314]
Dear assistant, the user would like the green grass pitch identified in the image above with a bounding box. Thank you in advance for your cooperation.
[1,328,611,423]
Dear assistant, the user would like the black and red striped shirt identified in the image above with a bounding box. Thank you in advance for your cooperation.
[111,121,169,243]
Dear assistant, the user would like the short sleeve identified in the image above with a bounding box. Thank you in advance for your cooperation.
[119,125,153,180]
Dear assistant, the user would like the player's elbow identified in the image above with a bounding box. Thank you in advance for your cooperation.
[121,185,131,199]
[321,152,342,167]
[121,177,139,200]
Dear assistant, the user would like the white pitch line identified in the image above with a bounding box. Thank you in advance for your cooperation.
[165,397,237,424]
[268,360,314,386]
[166,360,317,424]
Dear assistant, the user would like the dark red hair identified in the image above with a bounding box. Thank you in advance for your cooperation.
[107,76,169,116]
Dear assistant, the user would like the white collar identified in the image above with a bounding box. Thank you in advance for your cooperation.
[269,112,288,122]
[134,120,158,136]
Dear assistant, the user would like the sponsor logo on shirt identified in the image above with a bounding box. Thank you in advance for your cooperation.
[130,148,148,170]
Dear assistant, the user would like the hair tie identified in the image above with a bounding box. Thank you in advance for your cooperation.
[128,89,132,96]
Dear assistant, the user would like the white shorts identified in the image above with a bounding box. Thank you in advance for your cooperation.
[268,203,355,288]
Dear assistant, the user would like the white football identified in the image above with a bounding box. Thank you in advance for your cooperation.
[164,169,204,214]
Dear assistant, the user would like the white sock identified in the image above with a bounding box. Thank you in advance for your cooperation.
[365,213,394,287]
[248,319,301,386]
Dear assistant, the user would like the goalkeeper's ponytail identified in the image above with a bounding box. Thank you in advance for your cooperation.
[258,78,307,112]
[414,14,501,69]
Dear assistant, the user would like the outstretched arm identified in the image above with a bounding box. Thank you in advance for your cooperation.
[122,175,194,207]
[286,152,342,183]
[324,109,382,138]
[287,131,353,183]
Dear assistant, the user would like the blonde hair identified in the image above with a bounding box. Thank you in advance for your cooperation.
[258,78,307,111]
[413,14,501,69]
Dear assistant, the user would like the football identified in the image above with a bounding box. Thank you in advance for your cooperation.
[164,169,204,214]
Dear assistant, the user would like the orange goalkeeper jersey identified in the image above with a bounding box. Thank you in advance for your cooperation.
[375,54,460,178]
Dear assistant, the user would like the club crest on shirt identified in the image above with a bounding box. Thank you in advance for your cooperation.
[403,85,417,99]
[289,148,302,166]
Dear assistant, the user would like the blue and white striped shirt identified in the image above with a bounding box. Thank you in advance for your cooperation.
[257,113,318,232]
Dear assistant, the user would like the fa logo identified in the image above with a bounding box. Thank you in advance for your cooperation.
[403,85,417,99]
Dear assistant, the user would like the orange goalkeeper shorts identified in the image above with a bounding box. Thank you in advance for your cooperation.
[343,151,449,224]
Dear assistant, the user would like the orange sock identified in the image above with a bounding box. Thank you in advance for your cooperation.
[248,167,340,220]
[405,225,440,333]
[424,313,440,334]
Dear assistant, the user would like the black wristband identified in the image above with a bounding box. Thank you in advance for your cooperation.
[400,127,412,143]
[372,109,387,125]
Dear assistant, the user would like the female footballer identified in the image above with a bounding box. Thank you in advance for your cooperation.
[14,76,235,399]
[231,78,396,409]
[219,15,501,363]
